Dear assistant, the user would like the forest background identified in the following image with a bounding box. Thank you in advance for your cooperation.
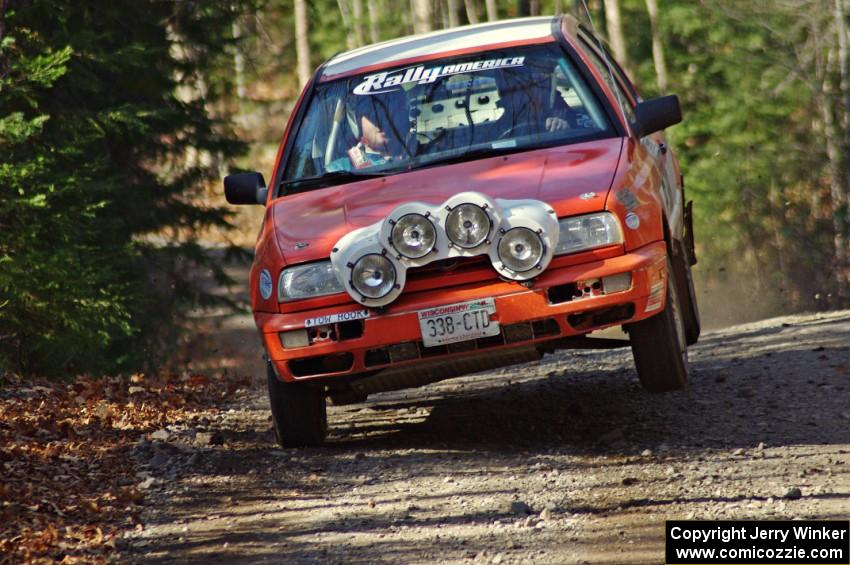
[2,0,849,378]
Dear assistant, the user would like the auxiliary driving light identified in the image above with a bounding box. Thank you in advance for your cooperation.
[390,213,436,258]
[351,254,397,299]
[446,203,490,248]
[498,227,544,272]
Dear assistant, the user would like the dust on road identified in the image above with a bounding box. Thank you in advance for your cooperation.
[124,310,850,564]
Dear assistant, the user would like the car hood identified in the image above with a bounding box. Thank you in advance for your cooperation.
[273,137,624,264]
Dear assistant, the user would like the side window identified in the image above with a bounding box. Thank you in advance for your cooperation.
[552,59,610,131]
[576,36,636,124]
[599,43,640,101]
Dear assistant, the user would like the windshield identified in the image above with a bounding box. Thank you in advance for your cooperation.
[281,43,615,191]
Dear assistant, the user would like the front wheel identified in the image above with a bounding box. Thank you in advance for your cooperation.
[267,362,327,447]
[626,259,689,393]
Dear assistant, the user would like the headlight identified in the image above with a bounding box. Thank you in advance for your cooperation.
[555,213,622,255]
[498,227,544,272]
[278,261,344,301]
[391,213,436,258]
[446,203,491,248]
[351,254,396,299]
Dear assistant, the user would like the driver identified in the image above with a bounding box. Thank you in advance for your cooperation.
[331,91,410,171]
[500,67,574,135]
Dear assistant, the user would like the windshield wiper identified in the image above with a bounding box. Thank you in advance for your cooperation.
[281,169,394,192]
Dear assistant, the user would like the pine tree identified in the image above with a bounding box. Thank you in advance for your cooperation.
[0,0,252,376]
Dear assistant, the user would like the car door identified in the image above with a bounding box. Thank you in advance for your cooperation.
[576,31,684,241]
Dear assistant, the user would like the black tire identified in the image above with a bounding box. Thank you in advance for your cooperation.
[671,238,701,345]
[627,258,689,393]
[267,363,327,447]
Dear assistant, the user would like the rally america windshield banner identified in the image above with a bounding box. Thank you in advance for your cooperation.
[353,57,526,95]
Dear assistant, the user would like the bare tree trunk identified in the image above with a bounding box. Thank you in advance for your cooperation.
[833,0,850,294]
[464,0,479,23]
[232,19,246,99]
[485,0,498,21]
[518,0,530,16]
[448,0,460,27]
[644,0,668,93]
[822,46,850,295]
[367,0,380,43]
[553,0,563,15]
[294,0,312,88]
[437,0,449,28]
[604,0,629,69]
[404,0,414,34]
[337,0,356,48]
[530,0,539,16]
[836,0,850,184]
[413,0,433,33]
[352,0,365,46]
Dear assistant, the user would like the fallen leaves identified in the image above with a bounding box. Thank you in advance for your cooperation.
[0,370,250,563]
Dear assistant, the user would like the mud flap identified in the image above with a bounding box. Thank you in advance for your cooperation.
[684,200,697,267]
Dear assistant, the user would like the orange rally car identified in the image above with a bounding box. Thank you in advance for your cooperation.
[224,15,700,447]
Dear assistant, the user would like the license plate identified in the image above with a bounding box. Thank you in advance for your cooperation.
[417,298,499,347]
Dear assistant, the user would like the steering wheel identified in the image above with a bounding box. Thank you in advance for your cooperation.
[497,121,538,140]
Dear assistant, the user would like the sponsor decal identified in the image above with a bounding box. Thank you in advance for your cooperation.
[579,191,597,200]
[353,57,526,95]
[305,309,370,328]
[645,281,664,312]
[259,269,273,300]
[616,189,640,211]
[625,212,641,230]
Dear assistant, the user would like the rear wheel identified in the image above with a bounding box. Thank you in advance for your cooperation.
[267,362,327,447]
[627,258,688,393]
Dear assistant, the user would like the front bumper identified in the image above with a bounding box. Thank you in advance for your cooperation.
[258,241,668,383]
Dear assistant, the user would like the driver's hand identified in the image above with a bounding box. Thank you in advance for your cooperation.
[545,117,569,132]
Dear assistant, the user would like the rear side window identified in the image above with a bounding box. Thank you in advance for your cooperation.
[577,35,636,124]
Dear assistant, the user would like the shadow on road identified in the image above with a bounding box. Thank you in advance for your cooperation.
[128,312,850,564]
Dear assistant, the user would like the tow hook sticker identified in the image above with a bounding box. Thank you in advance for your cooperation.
[625,212,640,230]
[305,309,370,328]
[259,269,273,300]
[645,282,664,312]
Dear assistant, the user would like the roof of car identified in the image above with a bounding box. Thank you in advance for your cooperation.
[321,16,561,79]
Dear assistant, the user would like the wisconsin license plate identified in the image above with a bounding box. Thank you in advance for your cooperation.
[417,298,499,347]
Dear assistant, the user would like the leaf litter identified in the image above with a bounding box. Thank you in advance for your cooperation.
[0,370,249,564]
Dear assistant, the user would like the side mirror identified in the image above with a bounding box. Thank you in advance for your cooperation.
[633,95,682,138]
[224,172,268,206]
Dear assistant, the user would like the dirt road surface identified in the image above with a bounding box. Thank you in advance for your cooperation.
[123,309,850,564]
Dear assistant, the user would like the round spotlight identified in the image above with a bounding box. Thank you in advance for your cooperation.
[351,254,397,299]
[390,213,436,259]
[445,204,490,248]
[498,227,544,272]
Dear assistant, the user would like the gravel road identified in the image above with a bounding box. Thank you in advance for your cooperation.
[123,309,850,564]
